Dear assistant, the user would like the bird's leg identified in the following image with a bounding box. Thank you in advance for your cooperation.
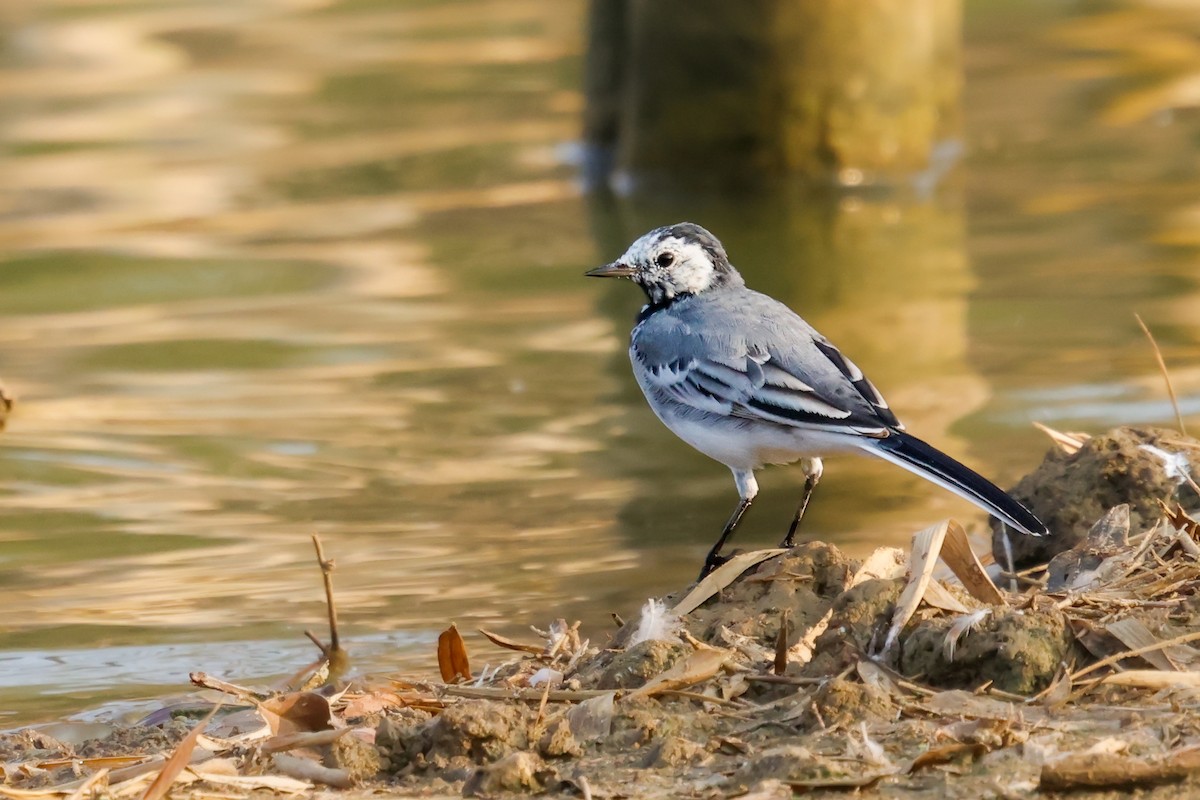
[700,499,752,578]
[699,470,758,580]
[780,457,823,549]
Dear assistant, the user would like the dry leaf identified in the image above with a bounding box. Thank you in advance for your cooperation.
[940,520,1004,605]
[66,767,109,800]
[1032,422,1089,454]
[258,728,352,755]
[773,609,789,675]
[1040,667,1073,709]
[566,692,615,743]
[922,579,972,614]
[0,788,71,800]
[270,754,351,789]
[1072,630,1200,682]
[908,742,986,772]
[626,646,729,699]
[340,689,420,718]
[478,628,544,655]
[787,609,832,668]
[437,623,471,683]
[1101,670,1200,690]
[849,547,907,588]
[788,773,888,791]
[920,690,1026,721]
[1160,500,1200,538]
[140,707,216,800]
[884,521,949,654]
[672,549,788,616]
[29,757,146,772]
[258,692,333,736]
[184,767,310,794]
[1106,618,1179,672]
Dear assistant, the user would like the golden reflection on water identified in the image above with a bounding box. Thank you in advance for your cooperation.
[1,0,1200,723]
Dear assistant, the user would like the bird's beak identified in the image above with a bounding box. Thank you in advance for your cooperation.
[585,261,636,279]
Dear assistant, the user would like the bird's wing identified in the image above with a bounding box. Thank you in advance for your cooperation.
[631,295,901,435]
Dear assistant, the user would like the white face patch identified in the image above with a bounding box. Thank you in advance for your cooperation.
[621,232,719,303]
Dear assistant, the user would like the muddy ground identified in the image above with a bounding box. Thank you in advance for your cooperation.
[5,426,1200,799]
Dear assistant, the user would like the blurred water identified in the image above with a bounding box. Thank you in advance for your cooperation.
[1,0,1199,724]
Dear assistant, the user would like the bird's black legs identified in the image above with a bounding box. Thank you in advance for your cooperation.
[700,497,752,579]
[780,457,823,549]
[699,469,759,580]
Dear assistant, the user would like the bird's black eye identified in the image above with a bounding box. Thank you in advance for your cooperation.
[655,252,675,268]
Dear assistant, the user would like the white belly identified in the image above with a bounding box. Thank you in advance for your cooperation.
[655,410,862,471]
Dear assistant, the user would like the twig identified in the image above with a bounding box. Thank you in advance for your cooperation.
[436,684,617,702]
[743,674,825,686]
[66,768,109,800]
[1071,629,1200,681]
[1135,312,1187,435]
[304,630,329,657]
[655,688,745,707]
[271,754,351,789]
[311,534,340,652]
[189,671,266,702]
[534,680,551,728]
[1040,744,1200,791]
[258,728,353,755]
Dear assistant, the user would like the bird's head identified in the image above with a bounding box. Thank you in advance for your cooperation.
[586,222,742,306]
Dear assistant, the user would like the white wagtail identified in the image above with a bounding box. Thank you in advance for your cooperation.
[587,222,1048,578]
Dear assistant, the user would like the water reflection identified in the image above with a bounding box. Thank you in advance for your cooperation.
[0,0,1198,725]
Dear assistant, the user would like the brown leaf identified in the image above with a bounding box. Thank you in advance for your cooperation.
[478,628,544,655]
[259,692,334,736]
[908,742,986,773]
[627,646,729,699]
[1040,667,1073,709]
[672,549,788,616]
[437,623,471,683]
[773,609,789,675]
[1160,500,1200,538]
[140,707,216,800]
[940,520,1005,606]
[341,689,418,718]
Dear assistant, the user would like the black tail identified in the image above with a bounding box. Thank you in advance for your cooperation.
[870,431,1047,536]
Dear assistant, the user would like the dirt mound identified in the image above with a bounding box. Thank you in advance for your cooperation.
[995,426,1200,568]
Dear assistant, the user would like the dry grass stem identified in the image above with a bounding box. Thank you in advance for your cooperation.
[1135,312,1187,435]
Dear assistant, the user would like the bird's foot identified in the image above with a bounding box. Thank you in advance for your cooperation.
[697,549,744,581]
